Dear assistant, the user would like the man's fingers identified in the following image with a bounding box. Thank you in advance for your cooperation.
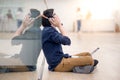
[24,15,30,20]
[22,14,35,27]
[49,18,54,23]
[28,18,35,25]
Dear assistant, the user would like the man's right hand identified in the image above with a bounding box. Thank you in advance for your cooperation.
[13,14,35,37]
[22,14,35,28]
[49,15,62,28]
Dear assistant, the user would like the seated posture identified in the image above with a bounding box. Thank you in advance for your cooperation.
[0,9,42,72]
[42,9,98,72]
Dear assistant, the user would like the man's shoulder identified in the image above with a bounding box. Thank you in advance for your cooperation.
[44,27,52,30]
[43,27,57,33]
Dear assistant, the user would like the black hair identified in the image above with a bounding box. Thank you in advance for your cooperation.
[30,9,42,27]
[42,9,54,27]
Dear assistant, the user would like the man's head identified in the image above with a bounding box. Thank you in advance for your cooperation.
[30,9,40,18]
[30,9,42,27]
[42,9,54,27]
[77,7,80,12]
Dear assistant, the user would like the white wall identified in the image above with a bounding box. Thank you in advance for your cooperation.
[0,0,120,32]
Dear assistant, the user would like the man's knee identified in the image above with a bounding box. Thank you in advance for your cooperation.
[80,52,91,56]
[85,56,94,65]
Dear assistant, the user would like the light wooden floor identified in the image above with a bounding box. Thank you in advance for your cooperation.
[0,32,120,80]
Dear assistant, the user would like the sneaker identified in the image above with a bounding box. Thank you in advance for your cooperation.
[73,65,94,74]
[93,59,99,67]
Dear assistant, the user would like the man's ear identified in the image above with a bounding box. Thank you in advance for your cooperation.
[48,18,52,23]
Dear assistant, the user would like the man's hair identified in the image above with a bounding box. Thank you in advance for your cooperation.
[30,9,42,27]
[42,9,54,27]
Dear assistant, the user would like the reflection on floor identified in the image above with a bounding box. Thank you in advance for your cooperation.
[0,32,14,39]
[0,32,120,80]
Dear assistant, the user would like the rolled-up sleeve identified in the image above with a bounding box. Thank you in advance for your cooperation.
[49,29,71,45]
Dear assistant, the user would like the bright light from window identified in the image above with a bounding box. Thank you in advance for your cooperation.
[79,0,117,19]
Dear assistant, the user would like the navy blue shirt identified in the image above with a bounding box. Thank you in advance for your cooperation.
[42,26,71,71]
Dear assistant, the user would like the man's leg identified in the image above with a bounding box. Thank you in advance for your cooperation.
[8,66,29,72]
[77,20,81,32]
[0,58,35,72]
[0,66,29,73]
[73,52,91,56]
[74,52,99,67]
[54,56,94,72]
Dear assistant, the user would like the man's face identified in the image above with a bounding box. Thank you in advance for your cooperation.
[52,13,59,20]
[49,12,62,27]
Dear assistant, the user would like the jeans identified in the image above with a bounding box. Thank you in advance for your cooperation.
[17,19,22,28]
[77,20,81,32]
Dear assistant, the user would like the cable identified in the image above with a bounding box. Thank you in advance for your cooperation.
[44,0,48,9]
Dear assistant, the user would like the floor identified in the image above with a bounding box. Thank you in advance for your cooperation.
[0,32,120,80]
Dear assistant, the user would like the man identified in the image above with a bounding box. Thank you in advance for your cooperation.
[42,9,98,72]
[76,7,82,32]
[0,9,42,72]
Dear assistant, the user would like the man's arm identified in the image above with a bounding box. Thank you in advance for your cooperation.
[13,15,34,37]
[49,15,68,37]
[13,24,26,37]
[49,15,71,45]
[57,25,67,36]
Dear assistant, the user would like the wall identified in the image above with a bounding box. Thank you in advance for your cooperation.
[0,0,120,32]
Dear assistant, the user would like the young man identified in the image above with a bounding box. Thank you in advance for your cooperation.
[42,9,98,72]
[0,9,42,72]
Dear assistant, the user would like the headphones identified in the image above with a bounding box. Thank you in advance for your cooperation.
[41,14,63,25]
[28,14,63,26]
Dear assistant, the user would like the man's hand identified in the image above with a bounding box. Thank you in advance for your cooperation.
[49,15,62,28]
[49,15,68,36]
[13,14,35,37]
[22,14,35,28]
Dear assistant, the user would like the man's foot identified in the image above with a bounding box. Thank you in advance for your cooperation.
[72,65,94,74]
[93,59,99,67]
